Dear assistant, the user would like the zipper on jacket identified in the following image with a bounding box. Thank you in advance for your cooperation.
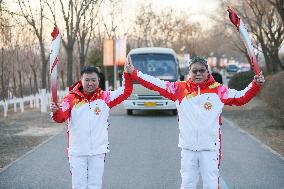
[88,100,91,109]
[88,100,93,151]
[196,85,200,150]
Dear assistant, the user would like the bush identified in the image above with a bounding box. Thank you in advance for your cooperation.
[260,71,284,126]
[228,71,254,90]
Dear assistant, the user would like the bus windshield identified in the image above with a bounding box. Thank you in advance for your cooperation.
[130,53,178,81]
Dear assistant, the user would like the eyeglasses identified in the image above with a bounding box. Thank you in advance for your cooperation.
[191,69,207,74]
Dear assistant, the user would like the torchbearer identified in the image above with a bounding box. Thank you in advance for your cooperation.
[126,50,265,188]
[50,63,133,188]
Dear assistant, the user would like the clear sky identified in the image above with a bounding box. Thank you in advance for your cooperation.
[124,0,219,15]
[123,0,220,24]
[109,0,221,36]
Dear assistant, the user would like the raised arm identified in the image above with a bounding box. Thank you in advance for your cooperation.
[219,72,265,106]
[126,55,178,101]
[107,72,133,108]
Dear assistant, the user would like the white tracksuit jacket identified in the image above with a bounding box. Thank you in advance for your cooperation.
[51,72,133,156]
[132,69,261,151]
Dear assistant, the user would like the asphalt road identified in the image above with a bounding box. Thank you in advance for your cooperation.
[0,105,283,189]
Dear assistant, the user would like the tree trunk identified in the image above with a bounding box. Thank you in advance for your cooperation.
[29,77,33,94]
[270,57,279,74]
[79,53,85,73]
[269,50,282,73]
[12,63,17,97]
[66,47,73,87]
[47,69,50,92]
[60,70,65,90]
[262,51,272,74]
[79,39,86,73]
[275,2,284,25]
[76,65,80,82]
[18,70,23,98]
[260,39,274,74]
[274,52,284,70]
[1,48,5,100]
[40,42,47,89]
[32,67,38,94]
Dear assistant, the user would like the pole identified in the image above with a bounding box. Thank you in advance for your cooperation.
[113,37,117,90]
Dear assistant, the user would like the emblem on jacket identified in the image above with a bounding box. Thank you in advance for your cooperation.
[204,97,212,111]
[94,107,101,115]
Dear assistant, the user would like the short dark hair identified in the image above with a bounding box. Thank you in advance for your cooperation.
[189,56,208,70]
[80,66,100,76]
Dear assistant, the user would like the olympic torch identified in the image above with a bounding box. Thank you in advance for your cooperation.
[227,6,261,75]
[50,26,61,104]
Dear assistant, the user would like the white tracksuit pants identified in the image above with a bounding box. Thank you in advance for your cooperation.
[180,149,220,189]
[69,154,105,189]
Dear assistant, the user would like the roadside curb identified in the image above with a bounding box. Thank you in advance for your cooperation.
[0,130,64,173]
[223,117,284,161]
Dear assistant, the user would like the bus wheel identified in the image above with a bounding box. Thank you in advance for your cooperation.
[127,109,133,115]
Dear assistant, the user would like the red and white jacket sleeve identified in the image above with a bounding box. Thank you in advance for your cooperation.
[131,69,178,101]
[218,81,261,106]
[107,72,133,108]
[50,94,72,123]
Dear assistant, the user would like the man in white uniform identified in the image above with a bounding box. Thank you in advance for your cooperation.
[126,56,265,189]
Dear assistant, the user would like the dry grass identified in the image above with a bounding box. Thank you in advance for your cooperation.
[0,109,64,168]
[260,71,284,127]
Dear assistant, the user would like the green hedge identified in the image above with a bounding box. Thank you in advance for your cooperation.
[228,71,254,90]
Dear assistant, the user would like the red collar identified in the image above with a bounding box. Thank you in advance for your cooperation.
[70,81,102,100]
[186,75,216,90]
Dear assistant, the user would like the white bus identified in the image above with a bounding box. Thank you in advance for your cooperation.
[123,47,179,115]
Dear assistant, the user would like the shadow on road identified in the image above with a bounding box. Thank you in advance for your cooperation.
[129,110,177,117]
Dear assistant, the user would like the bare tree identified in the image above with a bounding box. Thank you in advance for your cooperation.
[5,43,17,97]
[241,0,284,73]
[204,2,248,60]
[0,47,6,100]
[16,0,49,89]
[268,0,284,24]
[101,0,121,39]
[172,16,203,55]
[218,0,283,73]
[133,3,155,47]
[0,0,5,100]
[97,0,123,84]
[0,1,12,100]
[77,0,102,72]
[132,4,203,54]
[151,9,181,47]
[23,38,40,94]
[14,45,23,97]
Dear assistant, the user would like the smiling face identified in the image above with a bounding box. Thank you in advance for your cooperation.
[81,72,100,95]
[189,62,209,84]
